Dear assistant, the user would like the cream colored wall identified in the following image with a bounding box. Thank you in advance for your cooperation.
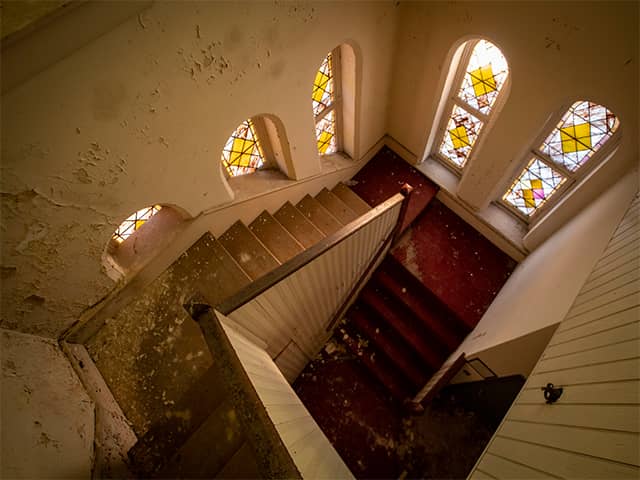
[387,1,638,246]
[1,329,95,479]
[446,169,638,375]
[0,1,398,338]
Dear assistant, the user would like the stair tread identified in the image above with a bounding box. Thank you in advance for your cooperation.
[361,286,446,371]
[375,258,468,351]
[129,366,226,476]
[315,187,359,225]
[331,183,372,216]
[296,194,342,236]
[173,233,254,306]
[341,327,412,402]
[249,210,304,263]
[273,201,326,248]
[161,398,245,478]
[218,221,281,280]
[215,442,260,479]
[348,305,428,389]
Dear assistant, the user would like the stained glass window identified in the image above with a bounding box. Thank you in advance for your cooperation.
[316,109,337,154]
[539,101,620,172]
[438,105,483,167]
[312,51,339,155]
[221,119,265,177]
[113,205,162,243]
[457,40,509,115]
[312,53,334,117]
[436,39,509,169]
[502,158,566,216]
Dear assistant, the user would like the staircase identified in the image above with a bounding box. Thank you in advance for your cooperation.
[87,180,374,478]
[86,146,516,478]
[338,255,471,404]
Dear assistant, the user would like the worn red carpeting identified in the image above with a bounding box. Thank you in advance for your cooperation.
[349,146,438,232]
[391,199,517,329]
[293,146,520,479]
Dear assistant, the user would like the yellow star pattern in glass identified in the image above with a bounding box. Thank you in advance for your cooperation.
[312,53,334,117]
[113,205,162,243]
[559,123,592,153]
[449,125,471,149]
[316,109,337,154]
[221,119,265,177]
[458,40,509,115]
[439,105,483,168]
[470,65,497,97]
[502,158,566,216]
[540,101,619,172]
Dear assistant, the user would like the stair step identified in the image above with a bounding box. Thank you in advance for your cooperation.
[296,194,342,236]
[273,201,326,248]
[340,326,412,403]
[218,221,281,280]
[348,304,428,389]
[175,233,253,305]
[128,366,226,477]
[249,210,304,263]
[331,182,372,216]
[161,397,245,478]
[360,285,446,371]
[315,187,359,225]
[375,257,469,351]
[215,442,260,479]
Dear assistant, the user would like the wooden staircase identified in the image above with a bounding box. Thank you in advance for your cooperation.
[338,255,472,404]
[88,146,509,478]
[87,181,373,478]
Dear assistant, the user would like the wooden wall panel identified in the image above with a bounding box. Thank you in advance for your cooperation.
[469,195,640,479]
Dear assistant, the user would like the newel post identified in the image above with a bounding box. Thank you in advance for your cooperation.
[391,183,414,244]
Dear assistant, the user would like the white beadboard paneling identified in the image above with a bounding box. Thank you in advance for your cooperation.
[469,196,640,479]
[228,200,401,382]
[219,314,354,479]
[275,341,312,384]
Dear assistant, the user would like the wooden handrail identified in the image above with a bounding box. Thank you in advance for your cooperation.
[325,184,413,331]
[216,191,406,315]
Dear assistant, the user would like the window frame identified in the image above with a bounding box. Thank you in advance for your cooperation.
[497,101,622,223]
[313,47,343,155]
[431,39,509,174]
[221,117,273,179]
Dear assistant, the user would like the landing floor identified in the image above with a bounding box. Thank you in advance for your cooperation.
[294,339,524,479]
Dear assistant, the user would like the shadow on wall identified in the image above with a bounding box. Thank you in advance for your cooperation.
[102,204,190,282]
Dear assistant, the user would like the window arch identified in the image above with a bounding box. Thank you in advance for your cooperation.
[312,50,340,155]
[501,100,620,219]
[221,115,295,179]
[103,204,186,281]
[434,39,509,170]
[221,119,266,177]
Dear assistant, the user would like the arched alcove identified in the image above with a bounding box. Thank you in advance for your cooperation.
[102,203,189,281]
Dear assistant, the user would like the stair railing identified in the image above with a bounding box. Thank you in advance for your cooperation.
[213,184,413,371]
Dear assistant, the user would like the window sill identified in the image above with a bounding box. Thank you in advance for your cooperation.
[416,156,529,261]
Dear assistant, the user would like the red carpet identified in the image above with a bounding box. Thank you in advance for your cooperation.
[350,146,438,232]
[392,199,517,329]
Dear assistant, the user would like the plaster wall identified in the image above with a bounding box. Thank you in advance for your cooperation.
[0,329,95,479]
[387,1,638,242]
[447,169,638,369]
[0,1,398,338]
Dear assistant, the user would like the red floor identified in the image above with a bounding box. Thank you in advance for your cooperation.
[349,146,438,232]
[391,199,517,329]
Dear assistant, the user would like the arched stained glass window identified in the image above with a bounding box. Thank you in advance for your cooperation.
[113,205,162,243]
[436,39,509,169]
[502,101,620,218]
[221,119,265,177]
[312,51,339,155]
